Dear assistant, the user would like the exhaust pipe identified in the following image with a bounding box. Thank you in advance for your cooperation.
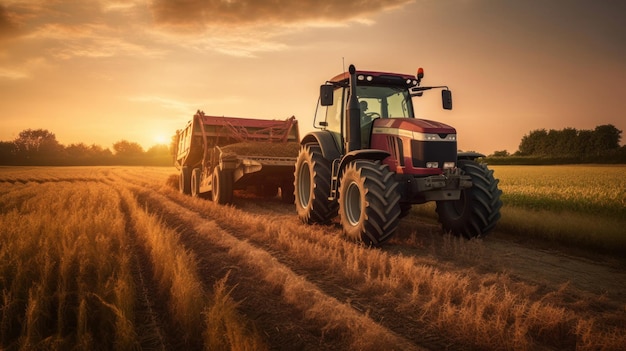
[346,64,361,152]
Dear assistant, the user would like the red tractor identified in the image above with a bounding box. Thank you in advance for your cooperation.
[294,65,502,245]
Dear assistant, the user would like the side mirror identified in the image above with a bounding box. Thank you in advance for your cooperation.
[320,84,334,106]
[442,89,452,110]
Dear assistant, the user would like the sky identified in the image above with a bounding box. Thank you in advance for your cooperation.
[1,0,625,154]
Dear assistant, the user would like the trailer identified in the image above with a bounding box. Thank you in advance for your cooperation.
[174,110,300,204]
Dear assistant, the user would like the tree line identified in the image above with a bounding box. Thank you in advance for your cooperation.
[1,125,624,166]
[488,124,625,164]
[0,129,174,166]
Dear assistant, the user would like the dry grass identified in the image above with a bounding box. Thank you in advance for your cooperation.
[203,273,268,351]
[2,166,625,351]
[152,171,626,350]
[0,167,267,350]
[0,179,137,350]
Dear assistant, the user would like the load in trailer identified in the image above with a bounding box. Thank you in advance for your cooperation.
[294,65,502,245]
[174,111,300,204]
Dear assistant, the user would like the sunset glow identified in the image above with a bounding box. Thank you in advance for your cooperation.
[1,0,624,153]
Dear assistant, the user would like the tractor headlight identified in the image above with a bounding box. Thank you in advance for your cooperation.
[426,162,439,168]
[443,162,455,169]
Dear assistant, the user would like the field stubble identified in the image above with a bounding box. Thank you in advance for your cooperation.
[1,166,625,350]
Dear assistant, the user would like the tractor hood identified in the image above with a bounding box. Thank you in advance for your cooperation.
[372,118,456,136]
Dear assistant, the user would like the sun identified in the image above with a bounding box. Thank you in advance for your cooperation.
[154,134,168,145]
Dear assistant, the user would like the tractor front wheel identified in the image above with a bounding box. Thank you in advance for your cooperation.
[436,160,502,238]
[338,160,401,246]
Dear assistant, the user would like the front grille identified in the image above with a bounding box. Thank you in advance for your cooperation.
[411,140,456,168]
[386,136,404,166]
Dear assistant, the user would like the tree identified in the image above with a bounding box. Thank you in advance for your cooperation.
[491,150,510,157]
[13,129,63,165]
[65,143,113,165]
[112,140,144,157]
[518,129,548,156]
[592,124,621,153]
[112,140,144,165]
[0,141,16,165]
[555,128,578,155]
[518,124,623,159]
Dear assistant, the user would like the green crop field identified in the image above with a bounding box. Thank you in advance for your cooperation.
[410,165,626,253]
[494,165,626,217]
[491,165,626,253]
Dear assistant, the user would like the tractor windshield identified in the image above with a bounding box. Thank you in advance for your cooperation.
[356,86,414,119]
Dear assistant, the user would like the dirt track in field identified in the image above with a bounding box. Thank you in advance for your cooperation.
[123,170,626,350]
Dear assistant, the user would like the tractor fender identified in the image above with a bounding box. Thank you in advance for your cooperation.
[339,149,390,170]
[457,151,485,161]
[335,149,390,190]
[300,131,341,161]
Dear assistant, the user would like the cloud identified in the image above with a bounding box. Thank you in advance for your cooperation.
[0,57,49,80]
[129,95,244,115]
[0,4,20,40]
[151,0,413,29]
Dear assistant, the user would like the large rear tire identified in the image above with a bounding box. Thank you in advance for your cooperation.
[338,160,401,246]
[179,166,191,195]
[294,143,338,224]
[212,167,233,204]
[436,160,502,238]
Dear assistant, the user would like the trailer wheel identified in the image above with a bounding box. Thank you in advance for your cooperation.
[338,160,401,246]
[179,166,191,195]
[212,167,233,204]
[436,160,502,239]
[294,143,338,224]
[191,168,202,197]
[280,182,295,204]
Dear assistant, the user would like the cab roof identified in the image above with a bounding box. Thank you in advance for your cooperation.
[329,70,417,86]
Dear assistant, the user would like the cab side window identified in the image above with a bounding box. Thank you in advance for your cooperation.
[325,87,345,152]
[325,87,344,134]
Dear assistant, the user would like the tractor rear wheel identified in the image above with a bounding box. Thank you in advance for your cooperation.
[179,166,191,195]
[436,160,502,238]
[294,143,337,224]
[338,160,401,246]
[212,167,233,204]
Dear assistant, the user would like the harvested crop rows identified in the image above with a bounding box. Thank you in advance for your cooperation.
[1,166,625,350]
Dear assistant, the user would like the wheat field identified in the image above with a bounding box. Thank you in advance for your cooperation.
[492,165,626,252]
[1,166,625,350]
